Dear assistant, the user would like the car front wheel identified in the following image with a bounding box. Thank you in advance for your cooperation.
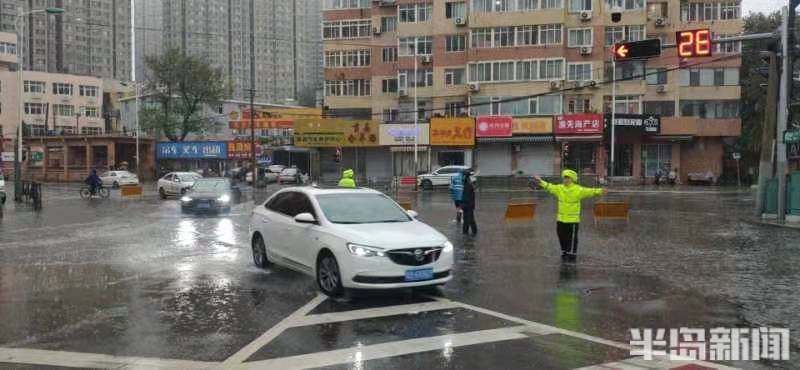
[421,179,433,190]
[252,234,270,268]
[317,252,344,297]
[159,187,167,199]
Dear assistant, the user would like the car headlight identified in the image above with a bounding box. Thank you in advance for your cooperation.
[347,243,386,257]
[442,240,453,253]
[218,194,231,203]
[180,196,192,202]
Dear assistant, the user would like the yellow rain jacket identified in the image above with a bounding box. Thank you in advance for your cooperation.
[539,169,604,223]
[338,169,356,188]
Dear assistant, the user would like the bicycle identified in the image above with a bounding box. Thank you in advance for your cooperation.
[80,185,110,199]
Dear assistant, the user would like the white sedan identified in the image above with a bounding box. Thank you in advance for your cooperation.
[100,171,139,188]
[249,187,453,297]
[157,172,201,199]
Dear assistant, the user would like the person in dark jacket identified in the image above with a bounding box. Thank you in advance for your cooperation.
[461,169,477,236]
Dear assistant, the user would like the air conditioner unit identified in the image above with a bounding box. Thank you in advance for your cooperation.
[373,27,381,35]
[455,17,467,26]
[549,80,561,90]
[580,11,592,21]
[468,82,480,92]
[656,85,666,93]
[587,80,598,88]
[580,46,592,55]
[421,55,433,64]
[398,88,408,97]
[655,17,668,27]
[378,0,396,5]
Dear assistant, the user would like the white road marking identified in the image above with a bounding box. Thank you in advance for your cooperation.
[292,300,460,327]
[0,347,216,369]
[232,326,531,370]
[219,293,327,366]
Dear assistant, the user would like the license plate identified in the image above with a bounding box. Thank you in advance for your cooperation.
[404,268,433,282]
[197,202,210,209]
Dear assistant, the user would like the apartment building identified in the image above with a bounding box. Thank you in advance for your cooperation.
[0,0,131,81]
[322,0,743,182]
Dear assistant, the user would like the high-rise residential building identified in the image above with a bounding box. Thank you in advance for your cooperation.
[321,0,743,182]
[0,0,131,81]
[139,0,322,106]
[133,0,162,81]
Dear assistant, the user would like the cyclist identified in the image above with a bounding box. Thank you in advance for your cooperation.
[84,169,103,195]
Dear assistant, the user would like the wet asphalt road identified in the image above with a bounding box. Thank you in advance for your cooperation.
[0,183,798,369]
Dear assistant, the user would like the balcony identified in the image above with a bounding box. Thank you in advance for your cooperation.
[660,117,741,137]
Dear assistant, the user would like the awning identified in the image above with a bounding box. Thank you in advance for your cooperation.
[555,135,603,142]
[389,146,430,152]
[476,135,554,144]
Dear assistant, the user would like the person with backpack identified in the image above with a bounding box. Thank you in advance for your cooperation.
[461,169,477,236]
[449,169,465,223]
[532,169,607,262]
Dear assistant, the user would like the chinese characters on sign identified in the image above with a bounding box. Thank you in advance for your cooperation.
[429,118,475,146]
[227,140,262,160]
[512,117,552,134]
[379,124,430,146]
[293,119,379,147]
[554,114,604,135]
[156,142,228,159]
[630,327,790,361]
[228,119,294,130]
[476,116,513,137]
[605,114,661,134]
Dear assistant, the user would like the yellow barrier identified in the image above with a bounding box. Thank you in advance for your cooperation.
[504,202,536,220]
[120,184,143,197]
[396,200,413,210]
[593,201,630,225]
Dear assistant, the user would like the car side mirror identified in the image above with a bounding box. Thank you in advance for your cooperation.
[406,210,419,218]
[294,212,316,224]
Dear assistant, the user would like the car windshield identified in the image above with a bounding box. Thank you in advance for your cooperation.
[191,180,227,192]
[316,193,411,224]
[282,169,297,175]
[178,174,200,181]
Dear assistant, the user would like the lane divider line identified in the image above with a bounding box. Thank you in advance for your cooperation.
[0,347,216,369]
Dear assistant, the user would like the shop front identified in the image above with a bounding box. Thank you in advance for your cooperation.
[156,141,228,177]
[604,113,663,182]
[474,116,556,177]
[787,130,800,172]
[554,114,606,179]
[293,119,380,182]
[379,123,430,177]
[429,117,475,170]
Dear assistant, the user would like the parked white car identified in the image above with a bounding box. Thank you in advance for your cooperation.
[100,170,139,188]
[0,177,6,205]
[157,172,202,199]
[249,187,453,297]
[417,165,469,190]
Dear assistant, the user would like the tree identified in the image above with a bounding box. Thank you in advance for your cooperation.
[141,48,226,141]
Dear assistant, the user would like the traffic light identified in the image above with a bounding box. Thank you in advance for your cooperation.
[676,29,712,58]
[613,39,661,61]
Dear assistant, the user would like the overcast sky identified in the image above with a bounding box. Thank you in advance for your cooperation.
[743,0,785,16]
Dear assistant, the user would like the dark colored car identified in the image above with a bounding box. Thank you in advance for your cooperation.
[180,178,241,214]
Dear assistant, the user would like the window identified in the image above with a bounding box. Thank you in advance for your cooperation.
[324,80,371,96]
[398,36,432,56]
[541,0,562,9]
[714,33,741,54]
[380,16,397,32]
[530,95,563,115]
[568,28,592,47]
[605,25,645,45]
[81,127,102,135]
[518,0,539,11]
[446,35,467,52]
[539,24,562,44]
[681,2,740,22]
[382,47,398,62]
[603,95,641,113]
[24,103,44,115]
[605,0,643,10]
[540,59,564,79]
[52,83,73,95]
[605,61,644,80]
[494,27,514,47]
[680,100,739,118]
[324,0,370,9]
[643,101,675,117]
[469,58,564,82]
[323,19,371,40]
[569,0,591,12]
[82,107,99,117]
[445,2,467,18]
[399,3,432,23]
[325,49,371,68]
[720,2,740,19]
[471,28,493,48]
[382,108,399,123]
[445,68,466,86]
[516,60,538,80]
[382,78,398,93]
[647,2,668,17]
[79,85,98,97]
[567,63,592,81]
[679,68,739,86]
[398,69,434,88]
[646,68,667,85]
[54,104,75,117]
[643,144,672,177]
[24,80,45,93]
[566,95,592,113]
[0,42,16,55]
[445,101,467,116]
[473,24,561,47]
[493,61,515,81]
[516,25,538,46]
[627,25,645,41]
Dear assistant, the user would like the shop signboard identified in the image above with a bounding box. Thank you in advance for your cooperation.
[227,140,264,160]
[293,119,380,147]
[604,113,661,134]
[430,118,475,146]
[156,141,227,159]
[512,117,552,134]
[379,124,430,146]
[229,118,294,130]
[554,114,604,135]
[476,115,513,137]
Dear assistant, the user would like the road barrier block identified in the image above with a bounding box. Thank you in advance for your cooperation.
[593,201,629,225]
[396,199,413,210]
[398,176,416,187]
[505,202,536,220]
[121,185,143,197]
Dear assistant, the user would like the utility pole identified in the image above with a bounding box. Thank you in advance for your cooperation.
[755,51,779,216]
[776,6,790,223]
[249,0,257,193]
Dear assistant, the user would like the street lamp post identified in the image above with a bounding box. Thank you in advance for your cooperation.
[13,6,64,199]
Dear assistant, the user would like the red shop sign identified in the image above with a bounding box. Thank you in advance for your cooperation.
[476,115,513,137]
[554,114,604,135]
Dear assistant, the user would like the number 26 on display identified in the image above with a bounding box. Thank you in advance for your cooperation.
[677,29,712,58]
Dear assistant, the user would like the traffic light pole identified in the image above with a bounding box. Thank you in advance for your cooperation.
[609,59,616,179]
[776,5,790,223]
